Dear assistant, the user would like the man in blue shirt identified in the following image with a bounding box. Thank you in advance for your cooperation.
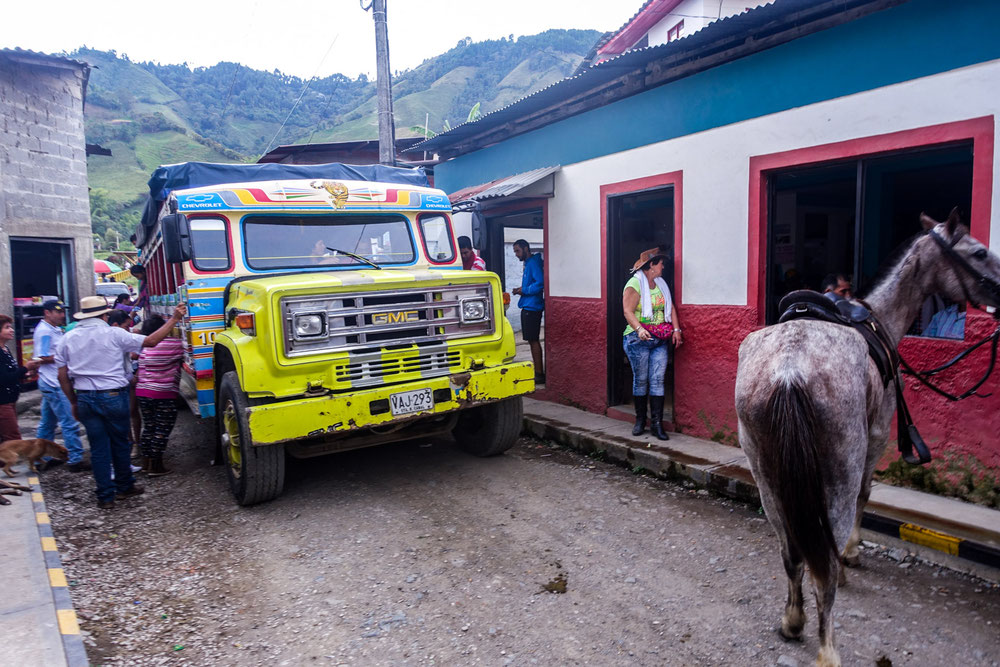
[512,239,545,384]
[33,300,88,471]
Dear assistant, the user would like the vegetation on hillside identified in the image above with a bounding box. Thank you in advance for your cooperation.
[76,29,599,249]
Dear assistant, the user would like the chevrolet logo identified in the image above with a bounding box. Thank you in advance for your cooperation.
[372,310,420,326]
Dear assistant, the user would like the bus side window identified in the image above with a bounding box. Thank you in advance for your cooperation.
[418,214,456,263]
[190,218,231,271]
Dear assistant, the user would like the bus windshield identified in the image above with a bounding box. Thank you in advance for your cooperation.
[243,215,415,270]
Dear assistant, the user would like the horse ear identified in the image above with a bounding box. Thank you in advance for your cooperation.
[946,207,968,241]
[920,212,939,231]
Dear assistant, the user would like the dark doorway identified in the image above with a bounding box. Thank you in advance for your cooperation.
[607,187,675,409]
[9,237,77,372]
[481,207,544,289]
[766,142,973,338]
[10,238,76,303]
[480,207,544,343]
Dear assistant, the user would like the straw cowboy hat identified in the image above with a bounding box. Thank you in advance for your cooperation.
[74,295,113,320]
[630,247,669,274]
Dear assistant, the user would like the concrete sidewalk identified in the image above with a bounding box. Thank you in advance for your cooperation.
[1,469,87,667]
[5,389,87,667]
[522,397,1000,582]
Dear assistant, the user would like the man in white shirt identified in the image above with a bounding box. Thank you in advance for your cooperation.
[56,296,186,509]
[33,300,87,471]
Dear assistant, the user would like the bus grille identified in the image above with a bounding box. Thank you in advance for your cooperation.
[281,284,494,358]
[334,347,461,388]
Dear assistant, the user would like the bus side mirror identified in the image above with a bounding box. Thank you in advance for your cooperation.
[471,210,487,251]
[161,213,192,263]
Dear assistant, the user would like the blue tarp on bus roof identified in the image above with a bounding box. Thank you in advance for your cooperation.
[147,161,429,200]
[139,161,430,231]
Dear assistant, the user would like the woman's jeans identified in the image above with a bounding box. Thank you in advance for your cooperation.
[37,380,84,464]
[623,331,668,396]
[76,389,135,503]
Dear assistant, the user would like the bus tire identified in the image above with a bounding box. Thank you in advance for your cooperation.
[453,397,523,457]
[217,371,285,506]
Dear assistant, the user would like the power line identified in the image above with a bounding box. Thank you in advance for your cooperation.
[259,35,339,159]
[218,62,241,121]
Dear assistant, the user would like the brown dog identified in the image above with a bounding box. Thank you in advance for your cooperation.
[0,439,69,477]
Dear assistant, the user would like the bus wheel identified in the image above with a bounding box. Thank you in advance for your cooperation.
[217,371,285,506]
[452,397,523,457]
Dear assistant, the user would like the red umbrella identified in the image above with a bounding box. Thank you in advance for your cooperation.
[94,259,122,274]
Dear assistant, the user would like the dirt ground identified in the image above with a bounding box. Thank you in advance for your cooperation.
[29,406,1000,666]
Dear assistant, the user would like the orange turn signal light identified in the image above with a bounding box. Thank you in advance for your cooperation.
[234,313,256,335]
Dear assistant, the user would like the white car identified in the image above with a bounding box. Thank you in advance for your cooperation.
[95,282,133,306]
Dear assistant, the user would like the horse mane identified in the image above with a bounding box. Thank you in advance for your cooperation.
[856,230,925,301]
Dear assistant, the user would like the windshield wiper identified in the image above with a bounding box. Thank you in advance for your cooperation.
[325,246,381,270]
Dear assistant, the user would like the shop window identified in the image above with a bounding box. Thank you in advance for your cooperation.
[766,142,973,338]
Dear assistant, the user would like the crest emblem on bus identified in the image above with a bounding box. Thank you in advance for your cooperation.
[311,180,350,209]
[372,310,420,326]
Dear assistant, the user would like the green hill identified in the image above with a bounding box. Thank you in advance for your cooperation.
[77,29,599,249]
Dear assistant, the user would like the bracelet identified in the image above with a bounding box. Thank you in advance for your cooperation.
[674,328,682,333]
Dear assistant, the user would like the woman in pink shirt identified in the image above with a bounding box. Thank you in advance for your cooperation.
[135,315,185,476]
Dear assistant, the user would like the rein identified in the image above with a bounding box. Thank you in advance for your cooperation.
[897,229,1000,402]
[898,323,1000,401]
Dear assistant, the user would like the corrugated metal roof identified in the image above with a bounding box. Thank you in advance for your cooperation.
[449,166,560,203]
[409,0,899,156]
[0,47,89,70]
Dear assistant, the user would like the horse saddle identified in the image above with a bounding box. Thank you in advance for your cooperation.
[776,290,931,464]
[777,290,894,386]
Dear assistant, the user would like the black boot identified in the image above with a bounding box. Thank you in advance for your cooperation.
[632,395,648,436]
[649,395,670,441]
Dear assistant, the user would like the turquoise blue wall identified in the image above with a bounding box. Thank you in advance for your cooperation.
[435,0,1000,193]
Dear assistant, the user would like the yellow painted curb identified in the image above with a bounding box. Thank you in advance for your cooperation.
[28,476,39,485]
[32,492,43,502]
[899,522,962,556]
[48,568,68,588]
[36,512,50,524]
[57,608,80,635]
[41,536,57,551]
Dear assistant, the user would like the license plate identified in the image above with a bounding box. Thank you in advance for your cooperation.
[389,388,434,416]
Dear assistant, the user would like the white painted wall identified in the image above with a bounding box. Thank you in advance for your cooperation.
[647,0,705,45]
[546,59,1000,304]
[645,0,773,47]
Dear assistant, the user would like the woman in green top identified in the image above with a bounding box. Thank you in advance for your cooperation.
[622,248,682,440]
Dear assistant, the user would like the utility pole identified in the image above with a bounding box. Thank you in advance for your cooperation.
[364,0,396,166]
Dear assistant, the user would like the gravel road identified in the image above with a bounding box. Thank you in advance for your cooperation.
[27,405,1000,666]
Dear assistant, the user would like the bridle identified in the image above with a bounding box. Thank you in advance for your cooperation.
[898,228,1000,403]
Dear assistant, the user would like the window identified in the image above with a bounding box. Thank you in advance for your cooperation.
[667,20,684,42]
[190,218,231,271]
[766,143,974,338]
[243,215,415,270]
[418,213,456,263]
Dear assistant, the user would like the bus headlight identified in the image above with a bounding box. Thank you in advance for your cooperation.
[459,297,488,324]
[294,313,327,337]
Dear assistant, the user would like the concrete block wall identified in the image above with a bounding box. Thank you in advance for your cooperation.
[0,55,93,316]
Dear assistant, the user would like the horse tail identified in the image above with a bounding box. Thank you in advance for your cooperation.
[762,378,837,583]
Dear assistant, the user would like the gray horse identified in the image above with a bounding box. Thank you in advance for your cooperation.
[735,210,1000,667]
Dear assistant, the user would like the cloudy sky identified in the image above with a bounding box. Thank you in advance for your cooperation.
[1,1,641,79]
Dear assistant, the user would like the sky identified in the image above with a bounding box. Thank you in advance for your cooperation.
[1,1,642,80]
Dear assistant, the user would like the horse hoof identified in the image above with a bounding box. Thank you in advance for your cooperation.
[842,553,861,568]
[778,625,804,642]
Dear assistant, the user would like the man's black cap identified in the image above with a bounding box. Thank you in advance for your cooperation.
[42,300,66,312]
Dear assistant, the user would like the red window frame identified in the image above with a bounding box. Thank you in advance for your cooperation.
[667,20,684,42]
[187,214,234,274]
[416,212,458,265]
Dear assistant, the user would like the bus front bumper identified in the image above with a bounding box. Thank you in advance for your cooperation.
[246,362,535,446]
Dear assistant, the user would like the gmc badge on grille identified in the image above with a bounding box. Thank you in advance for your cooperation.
[372,310,420,325]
